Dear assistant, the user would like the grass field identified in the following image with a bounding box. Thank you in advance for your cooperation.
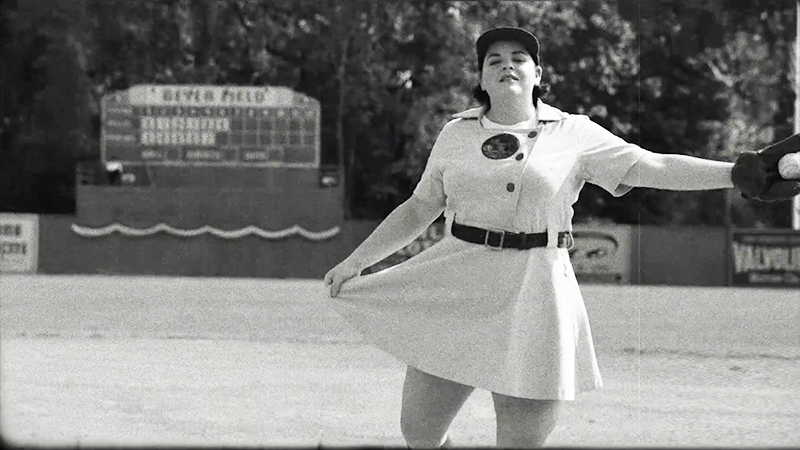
[1,274,799,447]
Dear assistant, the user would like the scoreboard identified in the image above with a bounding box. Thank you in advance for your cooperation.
[101,85,321,168]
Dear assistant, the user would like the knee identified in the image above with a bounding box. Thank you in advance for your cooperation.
[494,397,561,448]
[501,419,559,448]
[400,414,448,448]
[501,426,556,448]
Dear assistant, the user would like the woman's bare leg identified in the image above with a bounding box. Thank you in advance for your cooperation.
[400,366,475,448]
[492,392,560,448]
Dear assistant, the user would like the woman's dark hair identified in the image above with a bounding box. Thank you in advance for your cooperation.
[472,83,551,108]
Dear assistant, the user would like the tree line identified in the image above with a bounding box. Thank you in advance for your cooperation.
[0,0,796,227]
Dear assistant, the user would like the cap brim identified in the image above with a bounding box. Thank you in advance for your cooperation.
[476,27,540,65]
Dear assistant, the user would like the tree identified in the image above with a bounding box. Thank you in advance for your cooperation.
[4,0,797,228]
[0,0,93,213]
[708,3,798,228]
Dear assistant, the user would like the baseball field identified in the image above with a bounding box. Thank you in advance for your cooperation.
[1,274,798,447]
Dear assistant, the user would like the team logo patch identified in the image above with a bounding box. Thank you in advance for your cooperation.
[482,134,519,159]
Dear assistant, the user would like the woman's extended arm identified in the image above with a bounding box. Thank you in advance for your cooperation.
[620,152,734,191]
[347,195,444,268]
[324,195,444,296]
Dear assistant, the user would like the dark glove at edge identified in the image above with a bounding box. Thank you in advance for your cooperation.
[732,133,800,202]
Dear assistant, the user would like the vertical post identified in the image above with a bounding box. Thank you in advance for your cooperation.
[723,185,732,286]
[794,0,800,229]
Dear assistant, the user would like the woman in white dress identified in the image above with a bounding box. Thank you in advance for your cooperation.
[323,27,800,448]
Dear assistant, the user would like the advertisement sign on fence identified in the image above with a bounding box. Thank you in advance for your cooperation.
[0,213,39,273]
[730,229,800,287]
[571,225,633,284]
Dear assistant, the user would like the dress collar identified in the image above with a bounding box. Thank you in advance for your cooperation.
[451,100,568,122]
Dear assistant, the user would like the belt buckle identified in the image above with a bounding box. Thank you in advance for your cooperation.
[484,230,505,250]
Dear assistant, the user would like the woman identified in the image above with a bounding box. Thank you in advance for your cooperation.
[324,27,799,448]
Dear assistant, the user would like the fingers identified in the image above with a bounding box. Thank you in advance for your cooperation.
[324,260,361,298]
[323,271,338,297]
[330,277,344,298]
[323,271,337,297]
[329,274,352,298]
[324,270,352,298]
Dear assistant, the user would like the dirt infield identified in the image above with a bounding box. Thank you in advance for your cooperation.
[1,274,799,447]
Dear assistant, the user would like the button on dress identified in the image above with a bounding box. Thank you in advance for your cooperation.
[328,101,650,400]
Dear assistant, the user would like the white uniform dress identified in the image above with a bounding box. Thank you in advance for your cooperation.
[328,101,650,400]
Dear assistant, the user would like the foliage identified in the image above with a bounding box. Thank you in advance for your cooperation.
[0,0,93,213]
[1,0,798,227]
[584,0,796,227]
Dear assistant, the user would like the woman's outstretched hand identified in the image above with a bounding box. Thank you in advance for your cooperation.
[324,258,363,298]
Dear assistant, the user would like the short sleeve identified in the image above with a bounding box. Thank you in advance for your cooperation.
[577,116,650,197]
[411,123,451,208]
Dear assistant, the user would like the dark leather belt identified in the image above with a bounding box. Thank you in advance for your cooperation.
[451,222,572,250]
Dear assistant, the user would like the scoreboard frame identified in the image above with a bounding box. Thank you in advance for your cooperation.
[100,84,322,169]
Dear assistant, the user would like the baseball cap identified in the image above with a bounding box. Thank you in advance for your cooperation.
[476,27,540,69]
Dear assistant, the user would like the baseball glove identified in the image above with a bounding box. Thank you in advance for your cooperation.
[731,133,800,202]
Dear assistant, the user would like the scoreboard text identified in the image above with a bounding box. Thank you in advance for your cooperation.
[101,85,321,168]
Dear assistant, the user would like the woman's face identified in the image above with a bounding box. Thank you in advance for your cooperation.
[480,40,542,103]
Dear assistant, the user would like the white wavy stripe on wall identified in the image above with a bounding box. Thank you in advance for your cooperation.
[71,223,340,240]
